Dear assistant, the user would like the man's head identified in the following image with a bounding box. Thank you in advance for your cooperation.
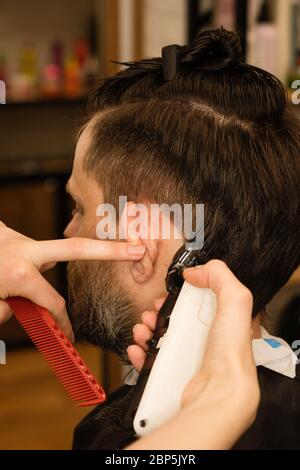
[65,28,300,358]
[65,119,181,359]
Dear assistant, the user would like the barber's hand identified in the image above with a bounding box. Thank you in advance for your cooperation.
[128,260,260,447]
[0,222,145,341]
[128,296,166,371]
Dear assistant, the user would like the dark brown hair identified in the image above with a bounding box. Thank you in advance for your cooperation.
[84,28,300,315]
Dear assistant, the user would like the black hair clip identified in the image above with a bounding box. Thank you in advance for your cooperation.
[161,44,182,81]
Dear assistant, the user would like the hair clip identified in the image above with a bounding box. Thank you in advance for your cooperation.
[161,44,182,81]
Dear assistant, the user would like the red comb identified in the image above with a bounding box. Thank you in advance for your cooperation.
[6,297,106,407]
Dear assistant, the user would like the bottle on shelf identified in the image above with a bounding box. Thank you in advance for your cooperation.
[10,43,38,101]
[64,56,81,98]
[41,40,64,98]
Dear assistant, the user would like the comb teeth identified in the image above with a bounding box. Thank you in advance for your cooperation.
[6,297,106,407]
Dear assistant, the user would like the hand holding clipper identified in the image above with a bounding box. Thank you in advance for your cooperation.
[125,242,217,436]
[134,281,217,436]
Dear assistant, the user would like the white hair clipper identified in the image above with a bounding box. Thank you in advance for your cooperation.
[124,243,217,437]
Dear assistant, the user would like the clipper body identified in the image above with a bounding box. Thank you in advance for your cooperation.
[125,243,217,436]
[133,282,216,436]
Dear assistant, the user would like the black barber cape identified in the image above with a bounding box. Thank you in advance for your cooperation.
[72,366,300,450]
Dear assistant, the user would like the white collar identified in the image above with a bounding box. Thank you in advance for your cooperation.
[124,327,298,386]
[252,326,297,379]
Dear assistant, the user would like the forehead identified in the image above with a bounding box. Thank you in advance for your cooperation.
[73,122,93,177]
[68,119,102,200]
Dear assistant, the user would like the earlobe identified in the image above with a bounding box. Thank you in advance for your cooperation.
[130,261,151,284]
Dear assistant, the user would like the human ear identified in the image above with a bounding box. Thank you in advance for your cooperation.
[129,236,159,283]
[120,201,159,284]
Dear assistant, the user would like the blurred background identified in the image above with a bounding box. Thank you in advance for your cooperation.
[0,0,299,449]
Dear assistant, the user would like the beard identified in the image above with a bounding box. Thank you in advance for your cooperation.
[67,260,139,360]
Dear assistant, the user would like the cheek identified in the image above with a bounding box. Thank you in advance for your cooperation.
[64,215,81,238]
[77,213,98,238]
[114,262,146,313]
[65,213,97,239]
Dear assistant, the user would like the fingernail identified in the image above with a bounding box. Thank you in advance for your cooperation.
[128,233,140,243]
[127,245,146,255]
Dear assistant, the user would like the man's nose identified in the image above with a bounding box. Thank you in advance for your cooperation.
[63,223,72,239]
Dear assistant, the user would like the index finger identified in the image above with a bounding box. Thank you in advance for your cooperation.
[32,238,146,265]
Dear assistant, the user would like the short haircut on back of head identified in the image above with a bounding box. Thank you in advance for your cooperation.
[84,28,300,315]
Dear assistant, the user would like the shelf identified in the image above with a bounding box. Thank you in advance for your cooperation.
[2,95,89,108]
